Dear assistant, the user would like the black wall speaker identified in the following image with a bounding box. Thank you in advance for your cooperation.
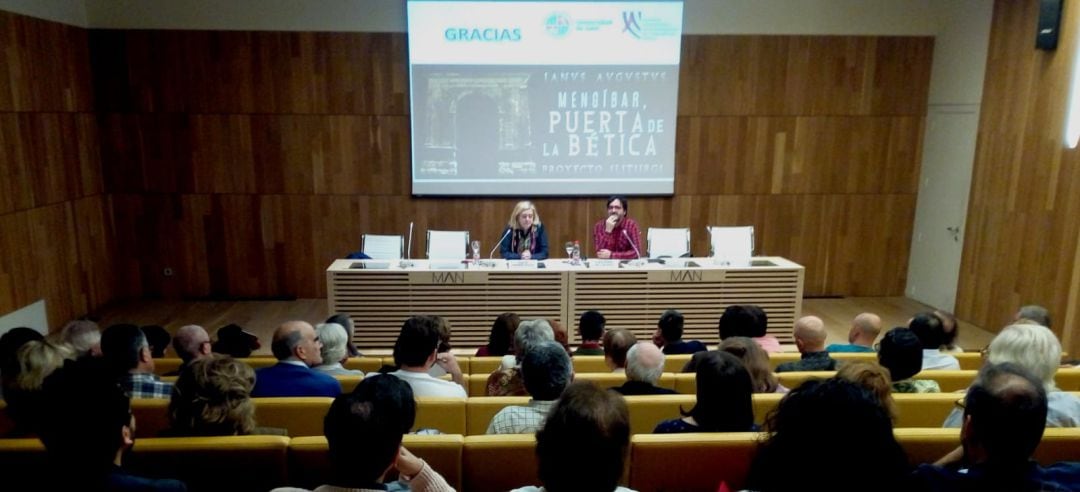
[1037,0,1064,50]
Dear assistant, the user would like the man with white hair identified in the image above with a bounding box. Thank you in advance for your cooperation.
[612,342,676,395]
[776,316,837,373]
[314,323,364,376]
[58,319,101,358]
[826,313,881,353]
[168,324,212,376]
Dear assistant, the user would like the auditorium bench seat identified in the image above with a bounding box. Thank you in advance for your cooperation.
[466,397,530,435]
[463,434,538,491]
[333,375,365,393]
[289,434,465,491]
[126,435,290,491]
[630,432,761,491]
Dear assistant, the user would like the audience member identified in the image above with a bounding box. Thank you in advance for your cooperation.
[612,343,676,395]
[389,316,466,398]
[101,323,173,399]
[168,354,285,437]
[826,312,881,353]
[487,341,572,434]
[775,316,837,372]
[427,315,456,378]
[934,309,962,353]
[251,321,341,398]
[718,304,779,353]
[909,312,961,370]
[511,382,633,492]
[746,378,909,492]
[141,325,171,358]
[476,312,520,357]
[549,318,573,355]
[879,327,940,393]
[325,313,361,357]
[0,327,44,399]
[486,319,554,396]
[272,375,454,492]
[56,319,101,358]
[913,363,1080,491]
[314,322,364,377]
[169,324,211,376]
[944,323,1079,428]
[1014,304,1051,329]
[603,328,636,372]
[716,336,784,393]
[575,310,606,355]
[652,309,706,355]
[4,340,73,436]
[836,361,896,419]
[655,351,754,433]
[39,357,187,491]
[211,323,261,358]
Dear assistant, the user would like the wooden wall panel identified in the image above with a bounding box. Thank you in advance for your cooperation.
[957,0,1080,354]
[0,11,110,329]
[94,30,931,304]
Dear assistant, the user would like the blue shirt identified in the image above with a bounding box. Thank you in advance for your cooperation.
[826,343,875,353]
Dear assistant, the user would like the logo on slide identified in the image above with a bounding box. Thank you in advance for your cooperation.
[545,13,571,38]
[622,11,643,38]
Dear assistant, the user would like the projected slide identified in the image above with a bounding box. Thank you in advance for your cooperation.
[407,1,684,196]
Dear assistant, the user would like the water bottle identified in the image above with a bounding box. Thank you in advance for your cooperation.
[572,240,581,264]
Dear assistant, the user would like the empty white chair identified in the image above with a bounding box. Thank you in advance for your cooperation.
[361,234,404,260]
[426,230,469,260]
[707,226,754,266]
[647,228,691,258]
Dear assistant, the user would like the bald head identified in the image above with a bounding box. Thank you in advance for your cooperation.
[173,324,211,363]
[625,342,665,384]
[794,316,827,353]
[848,313,882,347]
[271,320,322,366]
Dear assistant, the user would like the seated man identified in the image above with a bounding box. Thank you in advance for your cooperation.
[909,313,960,370]
[603,328,636,372]
[653,309,707,355]
[511,382,633,492]
[718,304,779,353]
[911,363,1080,491]
[575,310,606,355]
[168,324,212,376]
[389,316,466,398]
[101,324,173,399]
[826,312,881,353]
[273,375,454,492]
[487,341,572,434]
[612,342,676,395]
[878,327,939,393]
[776,316,837,373]
[251,321,341,398]
[39,358,186,491]
[57,319,101,358]
[486,319,554,396]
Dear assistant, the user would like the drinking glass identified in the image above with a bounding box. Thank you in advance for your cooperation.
[470,240,481,260]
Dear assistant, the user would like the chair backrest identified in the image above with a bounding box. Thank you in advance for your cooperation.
[127,435,290,491]
[572,355,610,373]
[415,397,467,435]
[132,399,172,438]
[707,226,754,266]
[252,397,333,437]
[647,227,691,258]
[623,395,696,434]
[288,434,465,491]
[334,375,365,393]
[342,357,388,373]
[361,234,405,260]
[629,432,761,491]
[463,434,538,491]
[427,230,469,260]
[469,357,504,375]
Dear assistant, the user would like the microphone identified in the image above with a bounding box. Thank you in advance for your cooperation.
[406,222,414,260]
[622,229,642,259]
[489,228,513,259]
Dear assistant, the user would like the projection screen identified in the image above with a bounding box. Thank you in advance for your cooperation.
[407,1,684,196]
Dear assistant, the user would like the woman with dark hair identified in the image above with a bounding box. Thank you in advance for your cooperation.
[718,304,780,353]
[746,378,910,492]
[476,312,520,357]
[654,351,755,433]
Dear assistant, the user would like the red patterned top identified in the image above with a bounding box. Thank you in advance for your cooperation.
[593,216,643,259]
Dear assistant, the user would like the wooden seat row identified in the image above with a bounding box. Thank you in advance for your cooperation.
[3,429,1079,492]
[10,392,1074,438]
[149,351,996,376]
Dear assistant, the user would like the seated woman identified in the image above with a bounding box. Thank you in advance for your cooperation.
[314,323,364,376]
[486,319,553,396]
[500,200,549,260]
[878,327,939,393]
[746,379,909,492]
[836,361,896,420]
[475,312,520,357]
[718,305,780,353]
[654,351,755,433]
[943,323,1080,428]
[4,340,73,436]
[167,354,284,436]
[718,336,786,393]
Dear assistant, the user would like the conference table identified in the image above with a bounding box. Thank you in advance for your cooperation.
[327,257,804,350]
